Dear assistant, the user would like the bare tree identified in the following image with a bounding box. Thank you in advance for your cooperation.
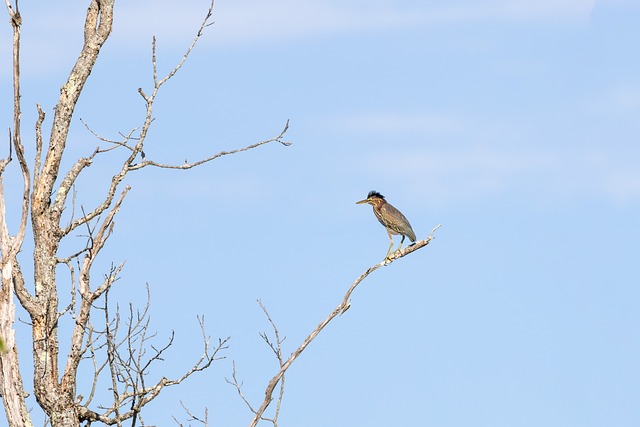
[0,2,439,427]
[0,1,289,426]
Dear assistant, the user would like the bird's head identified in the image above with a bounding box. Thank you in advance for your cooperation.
[356,190,386,207]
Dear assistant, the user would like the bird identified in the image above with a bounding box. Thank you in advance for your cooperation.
[356,190,416,259]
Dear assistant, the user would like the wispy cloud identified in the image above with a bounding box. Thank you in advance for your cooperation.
[365,144,640,207]
[584,84,640,114]
[341,109,639,206]
[488,0,596,21]
[365,145,555,205]
[110,0,597,49]
[204,0,596,46]
[1,0,598,76]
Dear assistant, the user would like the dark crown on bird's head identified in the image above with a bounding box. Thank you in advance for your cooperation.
[367,190,385,200]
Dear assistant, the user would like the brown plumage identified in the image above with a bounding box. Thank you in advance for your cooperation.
[356,191,416,258]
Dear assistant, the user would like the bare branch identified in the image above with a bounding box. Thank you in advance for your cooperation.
[131,120,291,171]
[67,116,289,237]
[65,1,289,240]
[247,225,442,427]
[0,0,29,259]
[258,301,284,361]
[156,0,215,88]
[225,361,258,415]
[56,258,77,320]
[3,1,294,425]
[85,187,130,273]
[80,118,139,154]
[12,259,36,314]
[33,0,115,218]
[12,123,30,248]
[257,301,285,427]
[8,0,22,175]
[51,150,99,218]
[0,2,33,424]
[8,11,30,258]
[0,130,12,174]
[129,0,218,171]
[226,299,294,426]
[75,287,228,425]
[173,401,209,426]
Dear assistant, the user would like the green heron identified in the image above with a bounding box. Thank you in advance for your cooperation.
[356,191,416,258]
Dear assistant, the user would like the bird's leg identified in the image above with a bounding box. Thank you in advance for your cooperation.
[385,239,394,259]
[385,230,394,260]
[396,235,406,252]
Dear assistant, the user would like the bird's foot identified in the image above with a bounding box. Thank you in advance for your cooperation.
[384,248,404,264]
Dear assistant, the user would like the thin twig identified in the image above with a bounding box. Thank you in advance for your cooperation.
[225,361,258,415]
[256,301,285,426]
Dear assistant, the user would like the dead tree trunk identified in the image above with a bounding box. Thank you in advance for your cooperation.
[0,1,289,426]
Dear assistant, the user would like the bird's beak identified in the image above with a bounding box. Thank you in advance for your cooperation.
[356,198,369,205]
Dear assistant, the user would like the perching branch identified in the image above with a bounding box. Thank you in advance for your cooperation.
[246,224,442,427]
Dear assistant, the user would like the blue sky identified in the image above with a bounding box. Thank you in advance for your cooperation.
[2,0,640,426]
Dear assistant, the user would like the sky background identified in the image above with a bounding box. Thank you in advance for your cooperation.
[1,0,640,426]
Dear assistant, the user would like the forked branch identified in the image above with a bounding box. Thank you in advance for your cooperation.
[77,287,229,425]
[228,300,287,427]
[245,225,442,427]
[173,400,209,426]
[63,0,290,238]
[128,120,291,171]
